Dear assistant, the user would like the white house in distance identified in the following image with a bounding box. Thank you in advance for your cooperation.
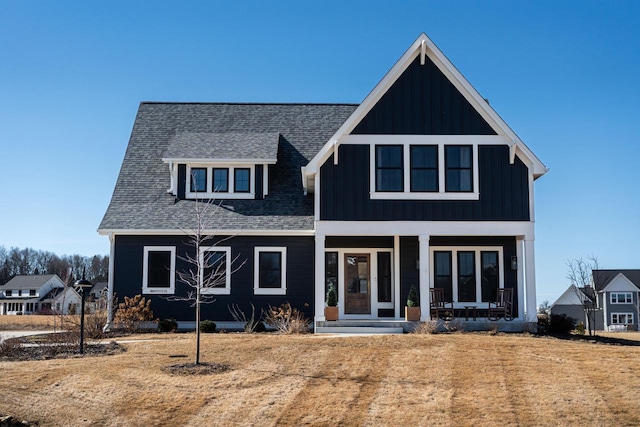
[0,274,66,315]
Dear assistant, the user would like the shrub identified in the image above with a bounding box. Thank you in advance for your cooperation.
[199,320,216,333]
[412,320,439,334]
[114,295,154,333]
[407,286,419,307]
[228,303,263,333]
[264,302,310,334]
[157,318,178,333]
[575,321,586,335]
[547,314,576,334]
[326,285,338,307]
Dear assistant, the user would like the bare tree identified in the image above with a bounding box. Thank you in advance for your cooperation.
[566,255,600,336]
[166,194,245,365]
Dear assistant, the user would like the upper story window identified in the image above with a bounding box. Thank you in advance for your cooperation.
[5,290,12,297]
[611,292,632,304]
[29,289,36,296]
[410,145,438,192]
[375,145,403,192]
[186,164,255,199]
[445,145,473,192]
[368,136,479,200]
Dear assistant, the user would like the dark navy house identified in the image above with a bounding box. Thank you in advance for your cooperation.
[99,34,548,331]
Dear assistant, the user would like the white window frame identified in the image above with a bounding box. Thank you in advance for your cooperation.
[199,246,231,295]
[367,136,481,200]
[429,246,504,307]
[254,247,287,295]
[610,292,632,304]
[186,164,255,200]
[142,246,176,294]
[611,313,634,324]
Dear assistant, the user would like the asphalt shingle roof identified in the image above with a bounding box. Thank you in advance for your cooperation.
[592,269,640,291]
[99,103,357,231]
[2,275,60,290]
[164,132,280,161]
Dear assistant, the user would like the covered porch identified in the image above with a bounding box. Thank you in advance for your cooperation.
[313,221,538,331]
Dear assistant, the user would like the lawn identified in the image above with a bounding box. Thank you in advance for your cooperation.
[1,328,640,426]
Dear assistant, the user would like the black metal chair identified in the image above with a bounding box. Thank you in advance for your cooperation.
[488,288,514,321]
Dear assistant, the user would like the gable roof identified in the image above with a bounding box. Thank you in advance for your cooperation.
[163,132,280,162]
[99,103,357,233]
[551,284,595,307]
[305,33,548,181]
[593,269,640,292]
[2,274,62,290]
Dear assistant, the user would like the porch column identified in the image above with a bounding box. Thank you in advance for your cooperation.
[516,237,525,321]
[314,233,326,326]
[105,233,115,331]
[418,234,430,321]
[524,237,537,323]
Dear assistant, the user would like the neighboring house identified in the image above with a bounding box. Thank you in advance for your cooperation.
[99,33,547,331]
[0,274,66,315]
[550,284,604,331]
[593,270,640,331]
[45,286,83,315]
[88,281,108,311]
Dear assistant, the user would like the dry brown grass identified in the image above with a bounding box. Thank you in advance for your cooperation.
[0,314,56,330]
[1,332,640,426]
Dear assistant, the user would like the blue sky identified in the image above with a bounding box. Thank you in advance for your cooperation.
[0,1,638,303]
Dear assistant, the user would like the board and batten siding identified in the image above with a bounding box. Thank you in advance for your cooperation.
[351,55,496,136]
[320,144,529,221]
[113,235,315,321]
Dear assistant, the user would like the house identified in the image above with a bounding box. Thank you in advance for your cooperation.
[592,270,640,331]
[46,286,82,315]
[550,284,604,331]
[98,33,547,331]
[0,274,66,315]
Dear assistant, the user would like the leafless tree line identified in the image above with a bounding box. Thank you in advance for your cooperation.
[0,245,108,286]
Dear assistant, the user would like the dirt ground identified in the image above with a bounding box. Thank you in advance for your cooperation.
[1,330,640,426]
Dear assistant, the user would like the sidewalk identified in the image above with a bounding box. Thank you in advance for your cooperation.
[0,330,56,343]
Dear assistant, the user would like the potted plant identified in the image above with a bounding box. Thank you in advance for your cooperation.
[325,284,338,321]
[405,285,420,321]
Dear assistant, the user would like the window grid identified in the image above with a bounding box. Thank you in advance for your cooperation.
[375,145,404,192]
[410,145,438,192]
[610,292,633,304]
[445,145,473,192]
[611,313,634,324]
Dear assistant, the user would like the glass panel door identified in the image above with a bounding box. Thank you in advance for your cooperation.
[344,254,370,314]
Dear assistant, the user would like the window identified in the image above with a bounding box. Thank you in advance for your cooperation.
[611,313,634,324]
[445,145,473,192]
[29,289,36,296]
[434,251,453,302]
[234,168,250,193]
[481,251,499,302]
[254,247,286,295]
[410,145,438,191]
[190,168,207,192]
[325,252,338,301]
[213,168,229,192]
[610,292,632,304]
[431,247,504,306]
[200,247,231,295]
[376,145,403,191]
[142,246,176,294]
[5,290,11,297]
[457,251,476,302]
[369,139,478,200]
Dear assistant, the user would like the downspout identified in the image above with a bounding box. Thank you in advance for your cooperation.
[103,232,116,331]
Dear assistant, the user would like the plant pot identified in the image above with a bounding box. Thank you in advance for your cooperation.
[325,306,339,321]
[405,306,421,321]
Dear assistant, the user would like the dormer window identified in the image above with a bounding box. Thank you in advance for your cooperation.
[234,168,250,193]
[212,168,229,192]
[186,165,254,199]
[190,168,207,192]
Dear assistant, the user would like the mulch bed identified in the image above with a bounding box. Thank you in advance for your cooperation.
[0,337,125,362]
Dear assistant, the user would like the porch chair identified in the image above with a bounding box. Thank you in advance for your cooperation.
[488,288,514,321]
[429,288,454,321]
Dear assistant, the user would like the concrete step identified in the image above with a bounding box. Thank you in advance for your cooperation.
[315,326,404,334]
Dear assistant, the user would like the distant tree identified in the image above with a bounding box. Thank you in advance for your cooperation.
[566,255,601,336]
[538,300,550,314]
[166,188,245,365]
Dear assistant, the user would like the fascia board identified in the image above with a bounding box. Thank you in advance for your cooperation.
[162,158,277,165]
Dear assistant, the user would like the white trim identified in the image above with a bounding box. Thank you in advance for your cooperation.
[163,158,277,165]
[314,234,326,324]
[186,164,255,200]
[429,246,504,308]
[254,247,287,295]
[370,141,480,200]
[601,272,638,293]
[106,233,115,329]
[418,235,430,321]
[394,236,402,319]
[142,246,176,295]
[304,33,547,178]
[610,292,633,304]
[263,164,269,197]
[611,312,634,325]
[199,246,232,295]
[99,229,315,236]
[316,220,533,238]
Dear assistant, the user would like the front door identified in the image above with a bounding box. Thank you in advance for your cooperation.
[344,254,370,314]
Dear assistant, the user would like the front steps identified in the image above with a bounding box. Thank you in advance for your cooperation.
[315,320,407,334]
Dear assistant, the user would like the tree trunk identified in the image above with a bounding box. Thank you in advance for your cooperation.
[195,291,201,365]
